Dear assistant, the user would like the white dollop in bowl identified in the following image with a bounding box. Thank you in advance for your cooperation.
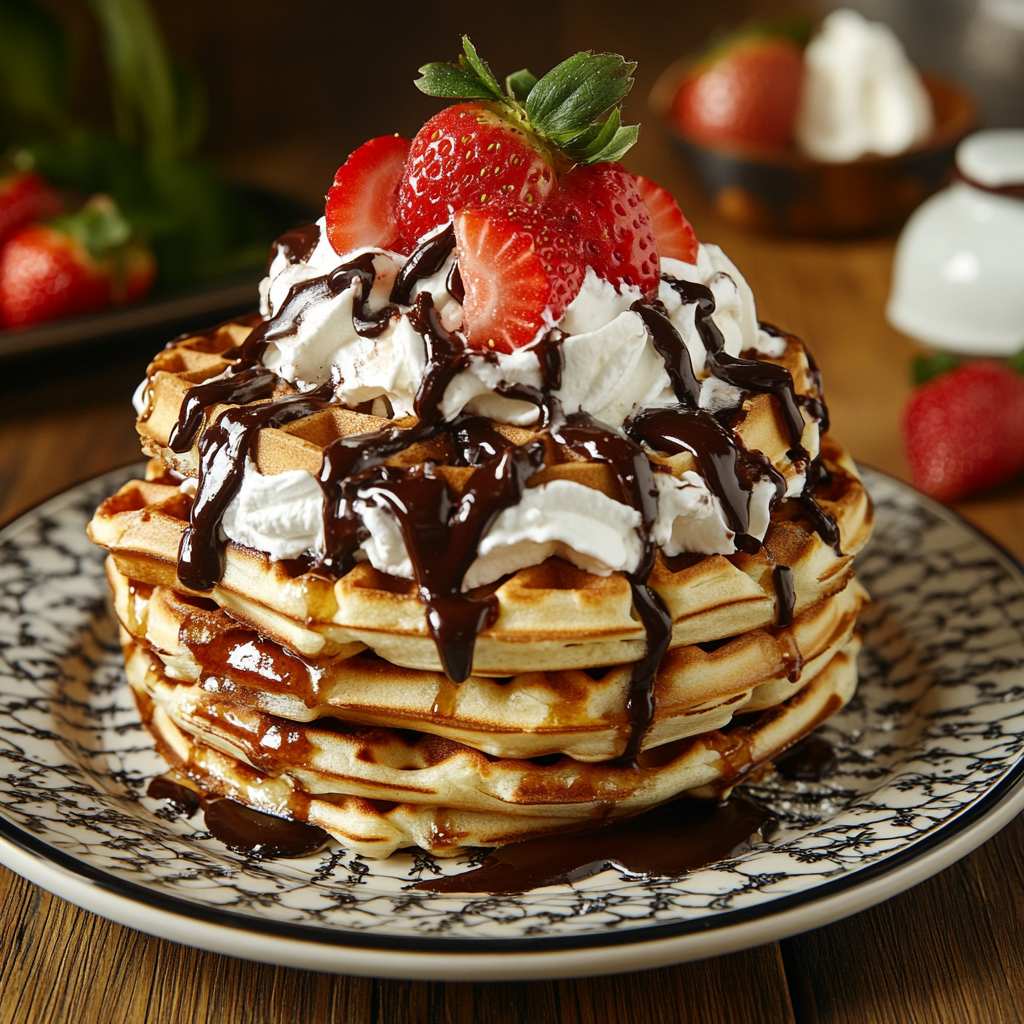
[887,129,1024,355]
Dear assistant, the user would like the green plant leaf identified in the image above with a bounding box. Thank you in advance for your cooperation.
[506,69,537,102]
[526,51,636,140]
[912,351,960,386]
[0,0,69,134]
[54,194,132,256]
[1009,346,1024,375]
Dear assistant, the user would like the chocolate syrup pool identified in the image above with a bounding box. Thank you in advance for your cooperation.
[415,796,777,894]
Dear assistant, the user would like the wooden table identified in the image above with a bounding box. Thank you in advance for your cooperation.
[3,54,1024,1024]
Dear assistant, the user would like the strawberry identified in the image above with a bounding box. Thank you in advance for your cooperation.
[455,206,578,353]
[397,103,556,244]
[558,163,660,297]
[902,362,1024,502]
[325,135,411,256]
[399,38,640,243]
[672,34,805,149]
[0,195,155,328]
[634,176,699,264]
[0,170,62,248]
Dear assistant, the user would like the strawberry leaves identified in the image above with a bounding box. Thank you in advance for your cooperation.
[415,36,640,166]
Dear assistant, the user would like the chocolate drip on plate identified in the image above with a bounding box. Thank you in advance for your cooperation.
[776,734,837,781]
[414,796,776,893]
[201,795,330,859]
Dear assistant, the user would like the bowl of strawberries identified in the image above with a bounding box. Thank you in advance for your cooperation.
[650,10,977,236]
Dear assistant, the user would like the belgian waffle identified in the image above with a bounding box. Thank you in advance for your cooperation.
[90,220,874,862]
[125,634,860,858]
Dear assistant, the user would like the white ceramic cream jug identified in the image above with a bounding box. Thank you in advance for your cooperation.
[887,128,1024,355]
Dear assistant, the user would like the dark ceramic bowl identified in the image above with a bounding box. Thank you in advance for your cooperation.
[649,60,978,236]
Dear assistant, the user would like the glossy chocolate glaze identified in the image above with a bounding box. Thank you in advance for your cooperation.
[390,223,456,305]
[773,564,796,628]
[178,383,334,591]
[200,795,330,859]
[269,221,321,270]
[413,796,776,893]
[776,734,837,781]
[146,774,200,815]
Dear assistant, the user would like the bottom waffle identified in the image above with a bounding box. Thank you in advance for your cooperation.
[125,633,860,858]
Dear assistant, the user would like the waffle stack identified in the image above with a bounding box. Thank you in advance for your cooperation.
[90,317,872,859]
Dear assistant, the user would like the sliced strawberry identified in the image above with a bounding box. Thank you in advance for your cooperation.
[454,207,568,353]
[902,361,1024,502]
[0,171,62,248]
[634,176,699,264]
[558,163,660,298]
[325,135,411,256]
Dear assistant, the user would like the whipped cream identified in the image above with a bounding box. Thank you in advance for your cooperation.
[257,235,779,432]
[795,9,934,163]
[211,225,817,582]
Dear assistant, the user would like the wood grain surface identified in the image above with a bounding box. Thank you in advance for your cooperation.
[3,4,1024,1019]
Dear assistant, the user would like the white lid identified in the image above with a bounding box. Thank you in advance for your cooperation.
[956,129,1024,188]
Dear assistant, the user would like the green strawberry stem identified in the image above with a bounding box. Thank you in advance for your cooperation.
[53,194,133,258]
[415,36,639,166]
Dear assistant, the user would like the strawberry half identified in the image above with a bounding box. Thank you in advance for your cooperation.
[634,176,698,264]
[902,361,1024,502]
[558,163,660,297]
[455,206,577,353]
[325,135,411,256]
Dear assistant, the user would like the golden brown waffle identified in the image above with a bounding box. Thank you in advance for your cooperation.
[89,436,870,673]
[110,557,866,762]
[125,633,860,858]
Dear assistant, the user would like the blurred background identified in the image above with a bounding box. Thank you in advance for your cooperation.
[0,0,1021,530]
[115,0,1024,206]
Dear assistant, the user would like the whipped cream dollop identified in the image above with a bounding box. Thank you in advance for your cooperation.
[795,8,934,163]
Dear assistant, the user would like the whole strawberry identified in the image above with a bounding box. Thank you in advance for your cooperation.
[673,31,806,149]
[902,361,1024,502]
[0,195,155,328]
[0,170,63,248]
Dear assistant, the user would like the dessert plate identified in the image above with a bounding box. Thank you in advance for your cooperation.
[0,465,1021,981]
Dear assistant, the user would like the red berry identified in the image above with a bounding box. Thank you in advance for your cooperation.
[397,102,556,244]
[0,224,112,327]
[902,362,1024,502]
[557,163,660,298]
[454,206,577,353]
[672,37,805,149]
[633,176,699,264]
[325,135,411,256]
[0,171,62,248]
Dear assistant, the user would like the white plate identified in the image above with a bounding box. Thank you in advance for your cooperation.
[0,466,1021,981]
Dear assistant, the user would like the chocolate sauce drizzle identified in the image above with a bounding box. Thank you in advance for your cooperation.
[168,246,839,750]
[773,564,796,628]
[177,383,334,591]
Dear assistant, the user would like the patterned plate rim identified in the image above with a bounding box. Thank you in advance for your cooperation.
[0,464,1022,974]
